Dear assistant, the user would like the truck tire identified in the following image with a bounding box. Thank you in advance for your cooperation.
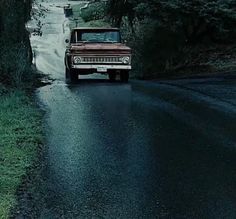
[65,68,78,84]
[120,71,129,82]
[109,72,116,82]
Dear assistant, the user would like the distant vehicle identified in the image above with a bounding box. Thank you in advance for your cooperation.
[64,27,132,83]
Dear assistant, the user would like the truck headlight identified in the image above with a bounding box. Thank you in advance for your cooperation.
[122,56,130,64]
[73,56,82,64]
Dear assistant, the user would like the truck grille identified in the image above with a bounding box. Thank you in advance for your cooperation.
[81,56,122,64]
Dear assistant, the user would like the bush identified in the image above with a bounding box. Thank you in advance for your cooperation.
[122,19,186,78]
[107,0,236,78]
[0,0,34,88]
[81,2,107,22]
[0,43,35,87]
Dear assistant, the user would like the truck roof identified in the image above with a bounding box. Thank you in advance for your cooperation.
[72,27,120,31]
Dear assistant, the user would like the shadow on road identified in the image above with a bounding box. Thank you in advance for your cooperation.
[66,79,129,89]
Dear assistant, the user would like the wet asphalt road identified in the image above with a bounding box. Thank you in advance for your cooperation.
[31,1,236,218]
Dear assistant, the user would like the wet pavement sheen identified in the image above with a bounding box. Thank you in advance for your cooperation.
[36,79,236,219]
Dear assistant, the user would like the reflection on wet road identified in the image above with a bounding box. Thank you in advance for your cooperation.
[36,78,236,218]
[31,1,236,218]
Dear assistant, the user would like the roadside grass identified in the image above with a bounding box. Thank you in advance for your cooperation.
[0,87,43,219]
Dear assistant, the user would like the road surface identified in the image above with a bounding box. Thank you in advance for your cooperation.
[25,1,236,218]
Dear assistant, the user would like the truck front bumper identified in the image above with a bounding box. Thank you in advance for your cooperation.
[72,64,131,70]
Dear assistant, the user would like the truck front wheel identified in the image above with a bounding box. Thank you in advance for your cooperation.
[108,72,116,82]
[65,68,78,84]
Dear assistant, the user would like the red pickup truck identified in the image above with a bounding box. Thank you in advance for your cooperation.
[65,27,132,83]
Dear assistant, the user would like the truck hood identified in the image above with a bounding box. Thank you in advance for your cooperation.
[70,43,131,53]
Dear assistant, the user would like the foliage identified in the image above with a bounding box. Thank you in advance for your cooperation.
[107,0,236,77]
[80,2,107,22]
[0,2,43,218]
[123,19,185,78]
[108,0,236,42]
[0,0,33,87]
[0,43,35,87]
[107,0,134,27]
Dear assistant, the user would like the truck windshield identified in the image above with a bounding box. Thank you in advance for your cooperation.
[71,30,121,43]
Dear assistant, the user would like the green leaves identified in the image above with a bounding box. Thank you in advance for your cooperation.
[107,0,236,43]
[105,0,236,78]
[0,0,33,87]
[81,2,107,22]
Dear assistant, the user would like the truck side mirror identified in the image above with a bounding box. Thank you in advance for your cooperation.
[65,39,69,43]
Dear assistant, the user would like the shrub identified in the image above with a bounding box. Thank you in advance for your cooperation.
[81,2,107,22]
[122,19,185,78]
[0,43,35,87]
[0,0,34,88]
[107,0,236,78]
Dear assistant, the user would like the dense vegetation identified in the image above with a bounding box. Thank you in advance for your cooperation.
[0,1,43,218]
[0,0,34,86]
[83,0,236,78]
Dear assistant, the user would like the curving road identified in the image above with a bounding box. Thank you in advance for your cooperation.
[28,1,236,218]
